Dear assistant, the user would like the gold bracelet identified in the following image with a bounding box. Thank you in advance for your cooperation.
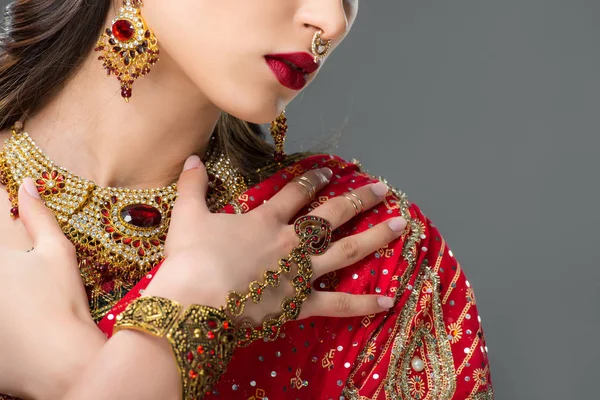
[235,215,332,347]
[167,305,237,399]
[113,295,183,337]
[113,297,236,399]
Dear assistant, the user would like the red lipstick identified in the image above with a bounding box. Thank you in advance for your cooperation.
[265,52,320,90]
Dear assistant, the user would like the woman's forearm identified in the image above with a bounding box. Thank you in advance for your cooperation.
[59,329,181,400]
[2,317,107,400]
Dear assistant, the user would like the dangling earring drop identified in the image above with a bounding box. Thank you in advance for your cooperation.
[311,30,332,63]
[94,0,160,102]
[270,110,288,163]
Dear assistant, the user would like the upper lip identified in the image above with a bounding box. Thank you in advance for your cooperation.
[264,52,320,74]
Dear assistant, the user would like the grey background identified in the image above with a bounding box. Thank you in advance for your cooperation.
[288,1,600,399]
[2,0,598,399]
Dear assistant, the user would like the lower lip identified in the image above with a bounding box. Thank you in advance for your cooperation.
[265,57,308,91]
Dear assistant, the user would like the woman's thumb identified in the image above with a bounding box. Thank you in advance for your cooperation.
[173,155,209,214]
[18,177,65,247]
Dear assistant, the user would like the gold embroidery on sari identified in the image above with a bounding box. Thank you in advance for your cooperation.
[470,387,494,400]
[290,368,306,390]
[337,167,458,399]
[433,239,446,272]
[384,262,456,399]
[322,349,336,370]
[342,178,426,399]
[247,388,267,400]
[469,367,492,398]
[442,262,463,304]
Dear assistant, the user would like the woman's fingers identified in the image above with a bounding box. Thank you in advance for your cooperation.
[300,291,395,319]
[168,156,210,243]
[259,168,332,222]
[309,181,389,230]
[312,216,407,278]
[17,178,69,250]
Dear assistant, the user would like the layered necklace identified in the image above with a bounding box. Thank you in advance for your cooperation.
[0,122,248,321]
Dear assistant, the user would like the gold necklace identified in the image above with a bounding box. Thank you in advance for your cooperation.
[0,122,247,321]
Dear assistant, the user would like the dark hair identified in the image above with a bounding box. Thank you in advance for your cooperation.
[0,0,274,181]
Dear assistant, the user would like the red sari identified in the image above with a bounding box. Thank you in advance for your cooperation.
[96,154,494,400]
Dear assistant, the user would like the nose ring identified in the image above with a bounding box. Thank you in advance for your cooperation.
[311,30,332,63]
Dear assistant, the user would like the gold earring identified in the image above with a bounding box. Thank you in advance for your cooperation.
[270,110,288,163]
[311,30,332,63]
[94,0,160,102]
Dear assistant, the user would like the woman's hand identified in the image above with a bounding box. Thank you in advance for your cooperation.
[0,179,106,399]
[146,156,407,324]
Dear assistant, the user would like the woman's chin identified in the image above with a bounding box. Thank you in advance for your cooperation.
[222,99,287,124]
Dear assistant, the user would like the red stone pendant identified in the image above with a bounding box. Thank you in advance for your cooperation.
[112,19,135,42]
[120,204,162,228]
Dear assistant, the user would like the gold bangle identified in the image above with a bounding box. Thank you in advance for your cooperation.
[167,305,237,399]
[113,296,183,337]
[113,297,236,399]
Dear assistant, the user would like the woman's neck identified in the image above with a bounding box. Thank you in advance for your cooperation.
[19,45,220,190]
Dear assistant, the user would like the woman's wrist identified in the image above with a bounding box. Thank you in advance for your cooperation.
[143,257,228,308]
[24,315,107,400]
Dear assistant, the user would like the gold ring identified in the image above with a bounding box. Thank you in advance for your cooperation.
[343,191,365,216]
[343,193,360,215]
[294,215,333,255]
[348,191,365,212]
[292,176,316,199]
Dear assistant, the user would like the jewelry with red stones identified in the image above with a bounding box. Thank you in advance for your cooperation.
[0,121,247,322]
[233,215,332,347]
[167,305,237,399]
[226,257,292,317]
[269,110,287,164]
[94,0,159,102]
[114,296,237,399]
[294,215,333,255]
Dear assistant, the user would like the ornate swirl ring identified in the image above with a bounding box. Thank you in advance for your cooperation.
[294,215,333,255]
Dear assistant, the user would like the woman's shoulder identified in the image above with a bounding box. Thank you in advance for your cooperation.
[238,153,495,398]
[298,154,493,399]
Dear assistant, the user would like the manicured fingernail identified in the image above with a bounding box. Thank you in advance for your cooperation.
[377,296,394,309]
[21,178,40,199]
[183,155,201,171]
[321,168,333,181]
[371,182,389,197]
[388,217,407,232]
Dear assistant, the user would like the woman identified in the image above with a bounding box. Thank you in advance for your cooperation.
[0,0,493,399]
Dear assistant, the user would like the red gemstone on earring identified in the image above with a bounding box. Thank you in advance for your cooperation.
[120,204,162,228]
[121,87,132,99]
[112,20,135,42]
